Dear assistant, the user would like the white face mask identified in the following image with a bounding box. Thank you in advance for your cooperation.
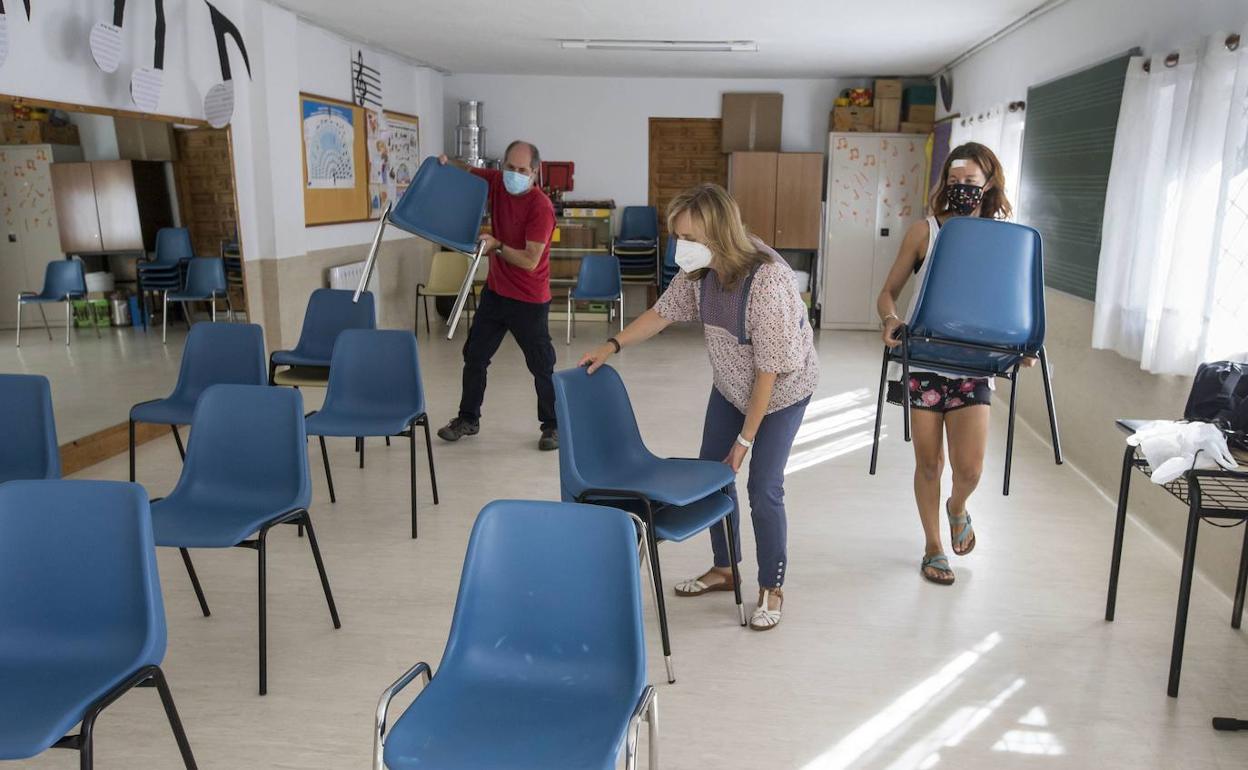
[674,239,714,272]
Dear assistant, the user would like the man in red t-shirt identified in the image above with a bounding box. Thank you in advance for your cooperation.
[436,140,560,450]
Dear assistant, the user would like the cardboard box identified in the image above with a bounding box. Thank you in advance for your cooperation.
[722,92,783,152]
[903,85,937,107]
[873,98,901,133]
[906,104,936,123]
[901,121,934,134]
[874,79,903,100]
[830,106,875,133]
[556,224,595,249]
[3,121,79,145]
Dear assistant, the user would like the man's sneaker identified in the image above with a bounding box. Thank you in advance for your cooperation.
[538,428,559,451]
[438,417,479,442]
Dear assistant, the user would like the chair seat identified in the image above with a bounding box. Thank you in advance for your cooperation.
[152,496,293,548]
[167,291,222,302]
[582,458,734,507]
[0,657,152,760]
[615,238,657,250]
[272,350,330,368]
[654,492,733,542]
[895,341,1025,377]
[383,679,635,770]
[18,294,76,304]
[306,408,422,438]
[130,397,195,426]
[570,289,621,301]
[272,366,329,387]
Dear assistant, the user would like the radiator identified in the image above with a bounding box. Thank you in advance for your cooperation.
[327,260,381,320]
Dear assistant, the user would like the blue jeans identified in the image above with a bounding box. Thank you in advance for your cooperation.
[699,389,809,588]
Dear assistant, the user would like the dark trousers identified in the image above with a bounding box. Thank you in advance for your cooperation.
[458,288,557,430]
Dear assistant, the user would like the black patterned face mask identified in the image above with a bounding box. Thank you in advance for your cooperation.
[947,183,984,215]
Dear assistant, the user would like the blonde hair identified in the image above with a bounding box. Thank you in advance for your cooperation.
[666,183,768,289]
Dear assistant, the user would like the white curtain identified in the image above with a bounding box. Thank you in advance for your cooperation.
[1093,31,1248,375]
[948,104,1025,213]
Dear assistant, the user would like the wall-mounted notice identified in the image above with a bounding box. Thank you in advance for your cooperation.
[301,93,368,225]
[367,109,420,219]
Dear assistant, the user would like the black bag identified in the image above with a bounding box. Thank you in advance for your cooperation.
[1184,361,1248,447]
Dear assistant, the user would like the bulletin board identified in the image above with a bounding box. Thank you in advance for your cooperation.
[301,93,369,225]
[367,109,421,219]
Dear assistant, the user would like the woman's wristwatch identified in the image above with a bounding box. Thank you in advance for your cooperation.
[607,337,621,353]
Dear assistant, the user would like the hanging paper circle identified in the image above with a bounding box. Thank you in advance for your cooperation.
[131,67,164,112]
[204,81,234,128]
[89,22,124,74]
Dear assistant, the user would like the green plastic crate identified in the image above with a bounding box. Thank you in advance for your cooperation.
[71,299,111,327]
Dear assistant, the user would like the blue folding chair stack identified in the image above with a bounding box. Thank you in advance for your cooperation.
[554,364,744,684]
[139,228,194,332]
[659,236,679,293]
[567,254,624,344]
[868,217,1063,494]
[0,480,197,769]
[374,500,657,770]
[129,323,268,481]
[0,373,60,483]
[16,259,91,347]
[269,288,377,387]
[612,206,660,283]
[162,257,231,344]
[354,156,489,340]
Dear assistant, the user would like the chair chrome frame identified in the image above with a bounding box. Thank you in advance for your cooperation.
[128,404,188,482]
[566,291,626,345]
[16,291,93,347]
[162,289,233,345]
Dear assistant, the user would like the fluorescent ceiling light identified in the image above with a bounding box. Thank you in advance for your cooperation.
[560,39,757,53]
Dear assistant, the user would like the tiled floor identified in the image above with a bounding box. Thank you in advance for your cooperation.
[19,324,1248,768]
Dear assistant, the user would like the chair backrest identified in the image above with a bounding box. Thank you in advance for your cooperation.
[180,257,227,297]
[574,254,622,298]
[619,206,659,241]
[0,480,165,668]
[552,365,653,500]
[438,500,645,694]
[167,323,267,405]
[290,288,377,362]
[425,251,471,294]
[0,374,60,483]
[41,260,86,299]
[909,217,1046,351]
[321,329,425,418]
[388,157,489,254]
[173,385,310,511]
[154,227,194,266]
[662,235,678,270]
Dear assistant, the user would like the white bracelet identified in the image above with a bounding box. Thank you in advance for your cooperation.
[735,434,754,449]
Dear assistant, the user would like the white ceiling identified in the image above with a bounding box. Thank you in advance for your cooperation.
[275,0,1050,78]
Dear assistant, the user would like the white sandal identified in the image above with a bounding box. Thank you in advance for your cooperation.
[674,570,737,597]
[749,588,783,631]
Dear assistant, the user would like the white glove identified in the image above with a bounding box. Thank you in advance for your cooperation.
[1127,421,1238,485]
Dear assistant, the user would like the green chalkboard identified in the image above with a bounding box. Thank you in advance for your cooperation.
[1018,52,1136,300]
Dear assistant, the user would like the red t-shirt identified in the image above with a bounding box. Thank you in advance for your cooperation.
[471,167,556,304]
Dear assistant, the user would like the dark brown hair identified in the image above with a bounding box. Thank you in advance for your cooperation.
[930,142,1012,220]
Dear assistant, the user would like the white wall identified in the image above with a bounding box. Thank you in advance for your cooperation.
[443,74,867,207]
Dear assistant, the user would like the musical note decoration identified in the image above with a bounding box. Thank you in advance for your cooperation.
[203,1,251,128]
[130,0,165,112]
[351,49,382,110]
[88,0,125,73]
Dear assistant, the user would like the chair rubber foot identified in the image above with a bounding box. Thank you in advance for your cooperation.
[738,603,747,626]
[664,656,675,684]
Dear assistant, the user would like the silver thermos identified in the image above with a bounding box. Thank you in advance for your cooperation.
[455,100,487,168]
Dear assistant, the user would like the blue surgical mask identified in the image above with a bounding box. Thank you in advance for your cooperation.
[504,170,533,195]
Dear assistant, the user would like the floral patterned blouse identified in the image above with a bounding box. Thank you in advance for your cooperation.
[653,240,819,415]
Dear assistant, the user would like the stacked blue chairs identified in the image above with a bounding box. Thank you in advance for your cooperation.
[0,374,60,483]
[553,364,744,684]
[374,500,657,770]
[0,480,197,768]
[868,217,1063,494]
[306,330,439,539]
[139,227,194,332]
[612,206,660,283]
[163,257,230,344]
[269,288,377,388]
[15,259,90,347]
[150,385,340,695]
[129,323,268,481]
[567,254,625,344]
[659,236,679,293]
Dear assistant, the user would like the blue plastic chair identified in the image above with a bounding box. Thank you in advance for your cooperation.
[567,254,624,344]
[869,217,1063,494]
[162,257,230,344]
[150,385,340,695]
[16,259,89,347]
[0,374,60,483]
[306,330,439,538]
[660,236,679,292]
[553,364,743,684]
[613,206,660,282]
[129,323,267,481]
[0,480,197,768]
[374,500,657,770]
[270,288,377,387]
[139,228,195,332]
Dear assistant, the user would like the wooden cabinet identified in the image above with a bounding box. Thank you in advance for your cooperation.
[820,133,928,330]
[50,160,173,255]
[728,151,823,249]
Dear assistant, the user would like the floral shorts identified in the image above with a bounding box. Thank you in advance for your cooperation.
[887,372,992,413]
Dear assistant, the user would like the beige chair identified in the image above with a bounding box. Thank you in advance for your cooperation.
[416,251,477,335]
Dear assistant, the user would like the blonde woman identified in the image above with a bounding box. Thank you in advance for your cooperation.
[580,183,818,631]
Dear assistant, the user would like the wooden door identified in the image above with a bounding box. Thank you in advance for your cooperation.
[50,162,102,254]
[728,152,778,243]
[822,134,880,328]
[173,128,238,258]
[774,152,824,249]
[91,160,143,252]
[648,118,727,245]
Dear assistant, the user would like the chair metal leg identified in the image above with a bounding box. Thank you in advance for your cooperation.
[1003,366,1020,496]
[172,425,186,461]
[89,300,101,338]
[1038,346,1063,465]
[722,515,746,626]
[359,437,365,468]
[318,436,336,503]
[129,420,137,482]
[1168,481,1202,697]
[179,548,211,617]
[61,301,69,345]
[162,291,169,344]
[422,293,430,335]
[66,665,198,769]
[258,528,268,695]
[620,296,626,333]
[300,511,342,630]
[211,296,217,323]
[14,299,20,347]
[385,436,390,447]
[226,293,234,322]
[566,294,572,345]
[900,329,911,443]
[422,416,439,505]
[1233,523,1248,629]
[150,667,199,769]
[409,426,418,539]
[33,302,51,341]
[869,347,889,475]
[647,692,659,770]
[640,501,675,683]
[1105,444,1136,621]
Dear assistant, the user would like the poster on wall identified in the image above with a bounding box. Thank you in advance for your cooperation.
[303,97,357,189]
[367,109,420,219]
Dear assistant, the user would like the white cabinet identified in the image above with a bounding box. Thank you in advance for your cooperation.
[820,133,928,330]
